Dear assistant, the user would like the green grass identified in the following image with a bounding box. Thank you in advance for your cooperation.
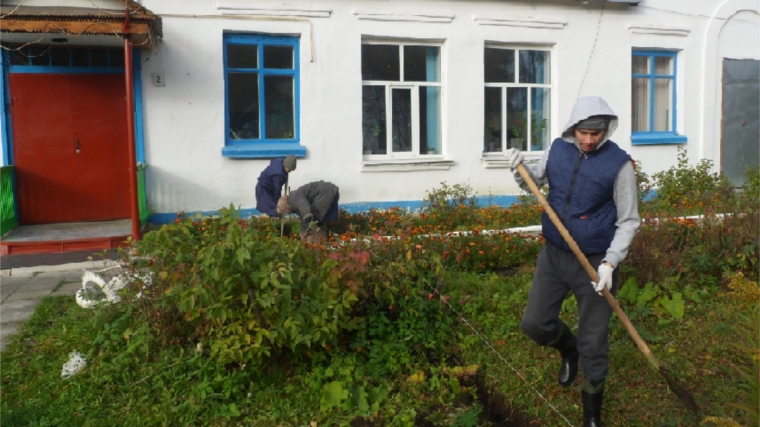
[1,270,755,426]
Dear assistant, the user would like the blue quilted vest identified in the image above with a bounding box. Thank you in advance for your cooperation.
[542,138,631,254]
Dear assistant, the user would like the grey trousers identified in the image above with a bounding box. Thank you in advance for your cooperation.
[520,242,619,382]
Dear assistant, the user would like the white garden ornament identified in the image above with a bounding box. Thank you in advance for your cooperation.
[75,267,153,309]
[61,351,87,379]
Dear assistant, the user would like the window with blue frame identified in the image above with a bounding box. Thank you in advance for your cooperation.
[483,47,551,154]
[631,51,686,145]
[222,34,304,158]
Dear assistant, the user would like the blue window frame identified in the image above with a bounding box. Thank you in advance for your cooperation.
[222,33,305,158]
[631,51,686,145]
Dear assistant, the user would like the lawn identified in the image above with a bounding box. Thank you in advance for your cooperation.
[2,154,758,427]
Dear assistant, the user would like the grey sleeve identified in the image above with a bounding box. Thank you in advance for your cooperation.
[288,190,312,221]
[512,150,550,191]
[604,161,641,268]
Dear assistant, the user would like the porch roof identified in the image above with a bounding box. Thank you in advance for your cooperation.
[0,2,161,50]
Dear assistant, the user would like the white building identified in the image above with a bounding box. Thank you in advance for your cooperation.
[1,0,758,237]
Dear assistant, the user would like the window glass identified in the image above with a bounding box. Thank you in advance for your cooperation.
[110,51,124,68]
[30,47,50,66]
[631,77,650,132]
[507,87,527,151]
[484,87,502,153]
[419,86,441,154]
[71,49,89,67]
[264,45,293,69]
[264,75,295,139]
[654,56,672,75]
[484,48,514,83]
[632,55,648,74]
[228,44,258,69]
[228,72,260,140]
[404,46,440,82]
[10,48,29,66]
[362,44,400,81]
[392,88,412,152]
[653,78,673,132]
[51,48,69,66]
[362,86,387,155]
[519,50,550,84]
[530,87,550,151]
[91,50,109,67]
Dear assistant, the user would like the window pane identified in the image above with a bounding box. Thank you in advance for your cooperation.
[484,87,502,153]
[265,75,295,139]
[530,88,550,151]
[51,48,69,66]
[30,46,50,66]
[228,44,258,68]
[228,72,260,140]
[392,88,412,152]
[484,47,515,83]
[519,50,550,84]
[632,55,648,74]
[362,86,387,155]
[404,46,440,82]
[71,49,89,67]
[264,45,293,69]
[10,48,29,66]
[419,86,441,155]
[91,49,109,67]
[362,44,400,81]
[507,87,527,150]
[110,50,125,67]
[631,77,650,132]
[653,78,672,132]
[654,56,673,75]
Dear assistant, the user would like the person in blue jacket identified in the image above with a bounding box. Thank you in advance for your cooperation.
[255,155,297,217]
[506,96,640,427]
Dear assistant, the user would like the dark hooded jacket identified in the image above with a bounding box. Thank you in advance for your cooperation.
[255,158,288,217]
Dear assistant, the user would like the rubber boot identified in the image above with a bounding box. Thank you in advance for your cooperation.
[582,380,605,427]
[548,324,579,387]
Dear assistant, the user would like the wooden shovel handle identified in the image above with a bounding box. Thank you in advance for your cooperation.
[516,164,657,363]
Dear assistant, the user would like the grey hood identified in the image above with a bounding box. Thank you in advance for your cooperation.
[560,96,619,149]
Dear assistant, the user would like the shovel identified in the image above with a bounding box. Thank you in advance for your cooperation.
[516,163,699,415]
[280,180,290,238]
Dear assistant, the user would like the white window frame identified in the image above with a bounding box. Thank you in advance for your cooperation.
[361,40,444,161]
[483,45,553,156]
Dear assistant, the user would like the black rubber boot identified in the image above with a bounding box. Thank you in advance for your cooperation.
[582,381,605,427]
[548,324,579,387]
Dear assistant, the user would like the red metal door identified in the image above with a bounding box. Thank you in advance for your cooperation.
[10,74,130,224]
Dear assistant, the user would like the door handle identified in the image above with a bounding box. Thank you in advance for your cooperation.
[75,138,81,154]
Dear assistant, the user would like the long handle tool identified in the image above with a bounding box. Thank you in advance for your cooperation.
[516,164,699,414]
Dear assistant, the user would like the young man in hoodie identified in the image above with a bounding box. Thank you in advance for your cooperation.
[506,96,640,427]
[276,180,340,242]
[255,155,297,218]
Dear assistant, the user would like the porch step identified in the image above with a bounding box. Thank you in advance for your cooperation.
[0,236,130,255]
[0,219,133,255]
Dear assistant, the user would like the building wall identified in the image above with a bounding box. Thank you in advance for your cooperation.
[109,1,760,217]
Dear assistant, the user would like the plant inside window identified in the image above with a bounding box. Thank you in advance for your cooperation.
[361,43,442,158]
[484,47,551,153]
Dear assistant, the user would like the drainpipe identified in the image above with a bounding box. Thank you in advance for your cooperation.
[123,8,141,241]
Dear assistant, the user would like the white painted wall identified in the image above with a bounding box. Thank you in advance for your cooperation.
[9,0,755,213]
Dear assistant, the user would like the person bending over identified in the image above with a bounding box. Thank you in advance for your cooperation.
[276,180,340,242]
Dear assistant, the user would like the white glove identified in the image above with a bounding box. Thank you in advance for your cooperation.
[592,262,614,295]
[506,148,524,170]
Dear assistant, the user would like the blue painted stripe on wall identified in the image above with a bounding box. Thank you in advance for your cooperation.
[148,195,524,225]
